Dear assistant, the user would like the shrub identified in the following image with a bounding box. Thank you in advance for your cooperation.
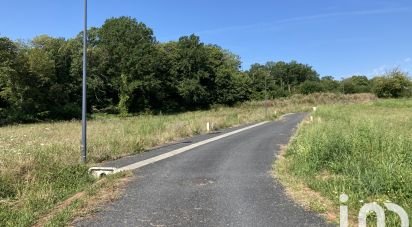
[341,76,371,94]
[372,70,412,98]
[299,81,325,94]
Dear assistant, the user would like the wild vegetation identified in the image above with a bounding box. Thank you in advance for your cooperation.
[276,98,412,225]
[0,93,375,226]
[1,16,410,125]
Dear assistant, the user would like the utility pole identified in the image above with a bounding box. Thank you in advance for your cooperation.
[81,0,88,163]
[265,71,268,119]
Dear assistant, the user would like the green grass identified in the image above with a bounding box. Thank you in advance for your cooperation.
[43,172,130,227]
[0,93,376,226]
[279,98,412,226]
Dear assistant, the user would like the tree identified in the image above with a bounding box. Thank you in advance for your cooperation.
[320,76,339,92]
[0,39,51,121]
[247,64,268,100]
[214,48,250,105]
[267,61,288,91]
[28,36,81,119]
[372,70,411,98]
[341,76,371,94]
[173,35,214,108]
[70,27,118,113]
[99,16,158,114]
[0,37,18,110]
[247,60,319,98]
[299,80,325,94]
[285,60,319,93]
[0,35,84,122]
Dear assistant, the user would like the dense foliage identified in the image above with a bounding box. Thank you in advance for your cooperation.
[0,16,411,124]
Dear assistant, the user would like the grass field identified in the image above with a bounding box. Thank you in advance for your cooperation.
[276,98,412,226]
[0,93,375,226]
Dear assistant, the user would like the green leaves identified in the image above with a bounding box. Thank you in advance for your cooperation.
[0,17,330,123]
[1,16,409,124]
[372,70,412,98]
[247,61,321,99]
[99,17,158,113]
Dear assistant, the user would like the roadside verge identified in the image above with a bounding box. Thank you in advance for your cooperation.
[273,116,340,225]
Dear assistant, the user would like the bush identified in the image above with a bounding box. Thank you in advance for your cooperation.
[299,81,325,94]
[372,70,412,98]
[50,103,81,120]
[341,76,371,94]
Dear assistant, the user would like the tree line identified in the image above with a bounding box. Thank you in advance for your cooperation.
[0,16,411,124]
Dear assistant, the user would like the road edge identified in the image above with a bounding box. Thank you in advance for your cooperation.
[272,115,341,226]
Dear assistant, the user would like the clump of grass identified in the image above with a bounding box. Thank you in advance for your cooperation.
[42,172,131,227]
[278,98,412,225]
[0,93,376,226]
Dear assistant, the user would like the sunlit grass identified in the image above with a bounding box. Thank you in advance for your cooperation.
[281,98,412,226]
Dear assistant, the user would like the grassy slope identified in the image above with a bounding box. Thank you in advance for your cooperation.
[0,93,375,226]
[276,98,412,226]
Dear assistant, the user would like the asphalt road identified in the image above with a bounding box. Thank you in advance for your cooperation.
[78,113,330,227]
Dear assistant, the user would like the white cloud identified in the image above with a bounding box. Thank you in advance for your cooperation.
[343,57,412,78]
[372,65,387,75]
[196,7,410,35]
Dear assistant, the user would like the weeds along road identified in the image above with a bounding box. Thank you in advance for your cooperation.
[78,113,330,227]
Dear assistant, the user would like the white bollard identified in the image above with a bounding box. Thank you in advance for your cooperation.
[206,122,210,132]
[313,107,317,112]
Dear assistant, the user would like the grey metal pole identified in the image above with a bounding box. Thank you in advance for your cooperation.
[265,72,268,119]
[81,0,87,163]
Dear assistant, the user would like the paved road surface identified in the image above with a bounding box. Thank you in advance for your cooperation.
[78,113,330,227]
